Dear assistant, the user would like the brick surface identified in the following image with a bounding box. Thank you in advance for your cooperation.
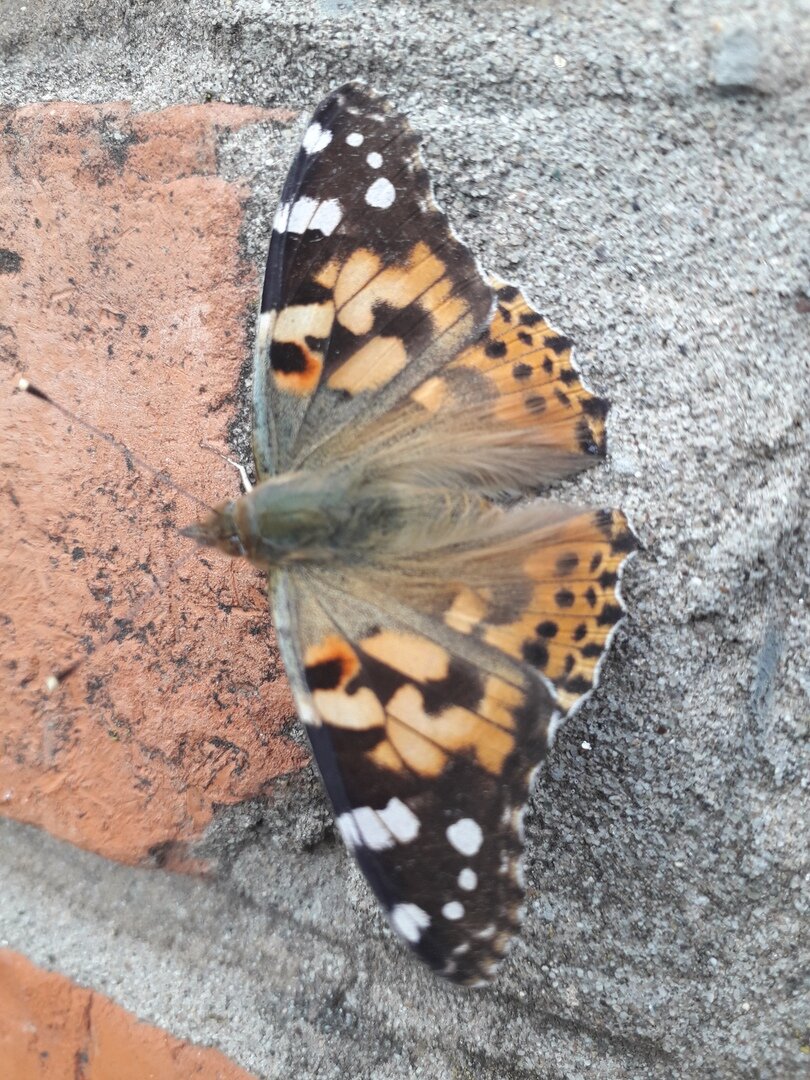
[0,102,307,866]
[0,949,256,1079]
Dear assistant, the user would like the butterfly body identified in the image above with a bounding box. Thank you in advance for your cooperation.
[189,83,636,985]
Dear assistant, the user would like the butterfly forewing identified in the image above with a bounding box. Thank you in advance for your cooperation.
[253,82,493,478]
[274,566,554,984]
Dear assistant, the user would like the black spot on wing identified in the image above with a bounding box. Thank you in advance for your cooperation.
[611,529,637,555]
[497,284,519,303]
[596,603,623,626]
[271,340,308,373]
[523,639,549,668]
[576,417,605,456]
[582,396,610,420]
[347,649,407,706]
[294,279,334,305]
[545,335,573,354]
[421,657,483,716]
[305,657,344,691]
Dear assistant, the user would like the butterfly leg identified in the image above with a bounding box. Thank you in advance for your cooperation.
[198,440,253,492]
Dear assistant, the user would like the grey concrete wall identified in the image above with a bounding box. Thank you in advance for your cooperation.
[1,1,808,1078]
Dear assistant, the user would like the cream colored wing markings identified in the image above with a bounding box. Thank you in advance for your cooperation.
[299,585,528,783]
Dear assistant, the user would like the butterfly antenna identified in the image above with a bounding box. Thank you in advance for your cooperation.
[16,378,217,515]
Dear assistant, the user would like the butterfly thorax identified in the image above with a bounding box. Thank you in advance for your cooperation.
[184,468,474,570]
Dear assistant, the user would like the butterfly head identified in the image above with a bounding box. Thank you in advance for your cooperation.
[181,500,248,560]
[181,477,345,569]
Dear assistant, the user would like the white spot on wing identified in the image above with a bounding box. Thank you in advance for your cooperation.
[287,196,318,234]
[287,196,342,236]
[366,151,383,168]
[337,806,389,850]
[309,198,343,236]
[378,797,420,843]
[442,900,465,921]
[337,798,419,852]
[390,903,430,943]
[458,868,477,891]
[446,818,483,856]
[272,202,290,233]
[336,812,361,849]
[302,122,332,154]
[346,131,364,146]
[365,177,396,209]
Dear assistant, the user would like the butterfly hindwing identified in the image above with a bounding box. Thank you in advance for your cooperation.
[253,83,493,478]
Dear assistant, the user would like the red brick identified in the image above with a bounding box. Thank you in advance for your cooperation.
[0,949,256,1079]
[0,102,308,865]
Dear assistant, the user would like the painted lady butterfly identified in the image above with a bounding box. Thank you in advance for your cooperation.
[187,83,636,985]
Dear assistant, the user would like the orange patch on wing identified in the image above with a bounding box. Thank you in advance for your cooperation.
[335,242,448,337]
[480,675,523,733]
[334,248,384,332]
[361,630,449,681]
[411,375,448,413]
[421,274,466,334]
[271,344,323,395]
[385,685,514,775]
[274,302,333,342]
[328,335,408,393]
[444,585,488,635]
[451,275,608,458]
[480,509,635,713]
[386,712,448,777]
[366,737,407,773]
[317,688,385,730]
[270,300,334,396]
[315,259,341,290]
[305,635,361,689]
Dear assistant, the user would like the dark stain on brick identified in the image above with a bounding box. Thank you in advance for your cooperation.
[0,248,22,273]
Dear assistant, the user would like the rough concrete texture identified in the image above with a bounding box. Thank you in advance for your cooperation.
[0,949,255,1079]
[1,1,808,1079]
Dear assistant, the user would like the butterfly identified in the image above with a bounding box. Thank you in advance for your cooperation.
[186,82,636,986]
